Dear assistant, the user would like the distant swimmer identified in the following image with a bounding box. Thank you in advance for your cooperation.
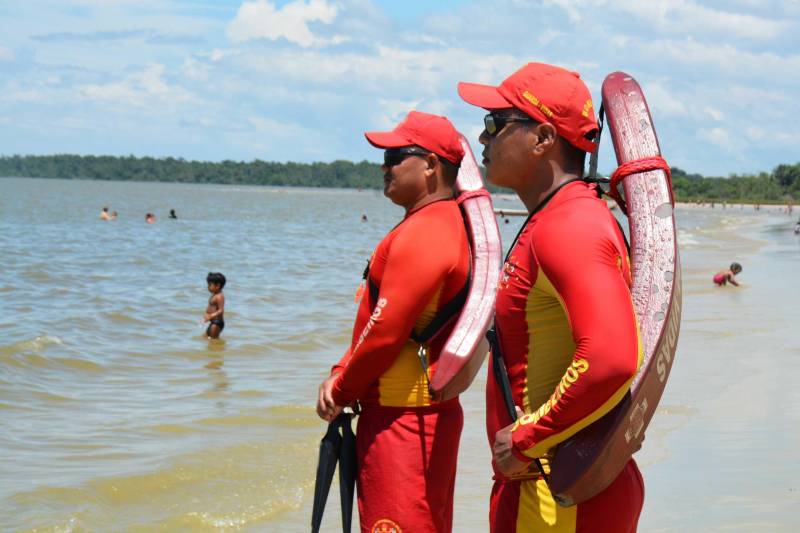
[110,211,118,220]
[361,214,368,222]
[794,219,800,234]
[713,262,742,287]
[145,213,156,224]
[169,209,177,219]
[204,272,226,338]
[100,206,111,220]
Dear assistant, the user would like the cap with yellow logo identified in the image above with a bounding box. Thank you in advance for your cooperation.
[457,62,599,152]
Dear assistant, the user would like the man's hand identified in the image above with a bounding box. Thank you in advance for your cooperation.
[492,407,532,477]
[316,373,344,422]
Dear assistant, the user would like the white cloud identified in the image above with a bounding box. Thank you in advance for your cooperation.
[699,127,732,150]
[745,126,766,140]
[745,125,800,147]
[638,38,800,82]
[642,82,688,117]
[704,106,724,121]
[227,0,341,48]
[605,0,787,40]
[537,29,565,45]
[226,44,526,95]
[181,57,211,82]
[544,0,583,23]
[0,46,13,61]
[80,64,198,109]
[375,98,420,129]
[6,88,45,103]
[248,115,312,138]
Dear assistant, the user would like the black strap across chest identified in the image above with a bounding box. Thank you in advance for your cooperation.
[365,255,471,345]
[362,203,472,345]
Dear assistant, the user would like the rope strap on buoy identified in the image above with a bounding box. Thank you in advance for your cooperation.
[457,189,492,204]
[608,156,672,214]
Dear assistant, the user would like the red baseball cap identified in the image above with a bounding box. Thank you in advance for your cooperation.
[458,62,598,152]
[364,110,465,165]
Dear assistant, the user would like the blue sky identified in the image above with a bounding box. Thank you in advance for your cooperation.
[1,0,798,176]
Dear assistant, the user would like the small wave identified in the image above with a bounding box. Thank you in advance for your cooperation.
[99,311,148,326]
[22,270,52,282]
[31,390,76,403]
[0,334,63,355]
[10,435,318,531]
[148,423,197,435]
[677,229,700,247]
[53,357,104,373]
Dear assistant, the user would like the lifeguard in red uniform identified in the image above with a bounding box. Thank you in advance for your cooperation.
[459,63,645,532]
[316,111,471,533]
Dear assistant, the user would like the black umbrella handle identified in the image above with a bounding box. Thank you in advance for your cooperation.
[486,326,549,482]
[338,414,357,533]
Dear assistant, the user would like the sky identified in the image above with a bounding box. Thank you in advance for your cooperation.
[1,0,799,176]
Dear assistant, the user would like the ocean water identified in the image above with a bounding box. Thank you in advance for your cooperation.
[1,177,798,532]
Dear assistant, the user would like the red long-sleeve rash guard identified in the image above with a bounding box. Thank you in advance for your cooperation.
[489,181,643,466]
[331,200,470,408]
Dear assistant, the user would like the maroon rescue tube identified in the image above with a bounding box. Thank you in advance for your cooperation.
[429,135,502,400]
[548,72,682,506]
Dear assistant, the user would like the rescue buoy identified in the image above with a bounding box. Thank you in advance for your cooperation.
[429,135,502,400]
[548,72,683,506]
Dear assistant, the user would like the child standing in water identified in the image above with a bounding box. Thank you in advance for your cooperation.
[204,272,226,338]
[713,263,742,287]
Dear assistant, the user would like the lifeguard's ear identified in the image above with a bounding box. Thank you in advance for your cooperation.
[424,153,438,178]
[530,122,557,155]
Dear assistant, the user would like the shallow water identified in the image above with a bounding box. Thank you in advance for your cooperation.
[1,178,798,532]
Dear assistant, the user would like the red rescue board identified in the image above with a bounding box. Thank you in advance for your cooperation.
[548,72,682,506]
[429,135,502,400]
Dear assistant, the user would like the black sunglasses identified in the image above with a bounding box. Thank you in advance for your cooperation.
[484,113,535,136]
[383,147,431,167]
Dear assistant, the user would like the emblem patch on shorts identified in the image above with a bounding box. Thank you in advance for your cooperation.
[371,518,402,533]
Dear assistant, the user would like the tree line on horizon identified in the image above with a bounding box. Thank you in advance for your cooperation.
[1,154,799,202]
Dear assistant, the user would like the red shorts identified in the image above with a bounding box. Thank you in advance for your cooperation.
[490,458,644,532]
[356,400,463,533]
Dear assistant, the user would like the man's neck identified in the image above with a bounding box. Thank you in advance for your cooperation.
[518,170,581,214]
[404,190,454,215]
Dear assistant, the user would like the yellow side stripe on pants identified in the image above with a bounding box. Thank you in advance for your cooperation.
[516,478,577,532]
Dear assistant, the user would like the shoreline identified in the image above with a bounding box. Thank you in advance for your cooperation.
[675,201,795,213]
[4,176,798,210]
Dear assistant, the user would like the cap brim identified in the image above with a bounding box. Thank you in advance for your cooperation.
[364,131,413,149]
[457,82,513,110]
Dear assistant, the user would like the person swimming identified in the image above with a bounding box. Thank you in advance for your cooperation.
[169,209,177,219]
[713,262,742,287]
